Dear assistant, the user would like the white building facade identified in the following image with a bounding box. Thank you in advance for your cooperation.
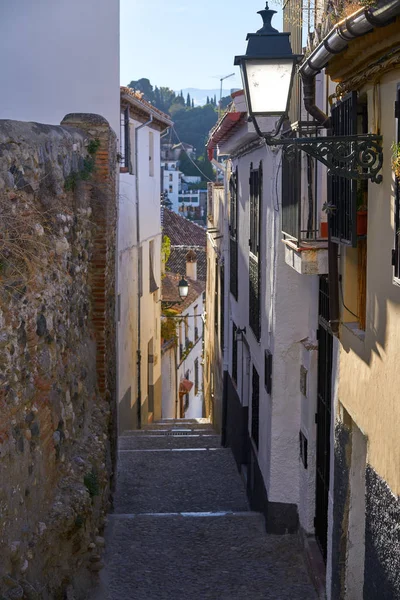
[119,87,172,431]
[0,0,120,137]
[161,257,205,420]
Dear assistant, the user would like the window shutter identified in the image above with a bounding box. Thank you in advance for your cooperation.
[264,350,272,395]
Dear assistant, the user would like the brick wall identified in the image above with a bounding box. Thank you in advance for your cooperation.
[0,114,117,599]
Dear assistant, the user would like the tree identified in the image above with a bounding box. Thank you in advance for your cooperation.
[206,95,210,105]
[220,95,231,111]
[127,78,154,104]
[186,93,191,108]
[191,99,194,108]
[213,94,217,106]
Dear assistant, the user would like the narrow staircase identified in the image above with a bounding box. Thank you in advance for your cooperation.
[94,420,317,599]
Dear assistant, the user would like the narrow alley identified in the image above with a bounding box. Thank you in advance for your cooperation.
[94,420,317,600]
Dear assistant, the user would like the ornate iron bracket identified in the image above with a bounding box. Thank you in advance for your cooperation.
[267,134,383,183]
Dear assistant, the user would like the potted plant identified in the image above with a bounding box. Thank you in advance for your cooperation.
[391,142,400,179]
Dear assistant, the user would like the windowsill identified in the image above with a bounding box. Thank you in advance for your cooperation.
[342,321,366,342]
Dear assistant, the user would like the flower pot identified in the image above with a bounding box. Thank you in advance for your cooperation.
[357,211,368,236]
[320,221,328,238]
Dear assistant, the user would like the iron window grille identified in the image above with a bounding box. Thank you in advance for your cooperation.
[249,162,262,341]
[251,365,260,450]
[194,326,199,340]
[329,92,358,247]
[232,323,238,384]
[230,168,239,299]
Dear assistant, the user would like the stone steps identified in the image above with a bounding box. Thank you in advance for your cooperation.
[100,513,316,600]
[114,447,249,515]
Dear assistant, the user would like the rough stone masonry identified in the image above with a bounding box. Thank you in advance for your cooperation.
[0,114,117,599]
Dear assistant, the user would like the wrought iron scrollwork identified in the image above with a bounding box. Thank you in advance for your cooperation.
[268,134,383,183]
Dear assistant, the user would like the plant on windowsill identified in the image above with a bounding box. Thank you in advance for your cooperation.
[322,201,336,215]
[391,142,400,180]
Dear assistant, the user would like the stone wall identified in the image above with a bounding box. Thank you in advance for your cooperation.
[0,114,117,599]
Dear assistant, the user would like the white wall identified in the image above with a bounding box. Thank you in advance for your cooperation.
[118,114,162,430]
[178,294,205,419]
[221,137,318,524]
[0,0,120,136]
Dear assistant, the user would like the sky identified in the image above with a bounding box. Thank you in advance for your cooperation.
[120,0,283,92]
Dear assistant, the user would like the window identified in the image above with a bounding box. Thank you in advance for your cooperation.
[149,131,154,177]
[169,185,173,193]
[251,365,260,450]
[207,182,214,222]
[264,350,272,395]
[249,162,262,258]
[232,323,238,384]
[329,92,358,246]
[169,173,173,182]
[120,108,135,174]
[149,240,158,293]
[184,316,189,347]
[194,358,199,395]
[230,167,239,299]
[194,305,199,340]
[249,162,262,340]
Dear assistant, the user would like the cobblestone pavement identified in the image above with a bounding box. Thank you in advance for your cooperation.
[93,420,317,600]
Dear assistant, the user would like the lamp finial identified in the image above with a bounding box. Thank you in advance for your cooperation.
[257,2,279,34]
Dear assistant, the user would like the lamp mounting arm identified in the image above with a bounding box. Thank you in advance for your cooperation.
[265,134,383,183]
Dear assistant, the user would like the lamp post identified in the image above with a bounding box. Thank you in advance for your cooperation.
[234,3,383,183]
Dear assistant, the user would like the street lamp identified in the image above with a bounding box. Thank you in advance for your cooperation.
[178,276,189,299]
[234,3,301,122]
[233,3,383,183]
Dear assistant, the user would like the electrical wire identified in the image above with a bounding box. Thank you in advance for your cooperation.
[171,126,214,183]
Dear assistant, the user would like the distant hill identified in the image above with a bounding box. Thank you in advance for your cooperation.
[126,78,240,182]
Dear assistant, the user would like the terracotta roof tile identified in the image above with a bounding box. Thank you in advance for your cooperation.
[162,208,206,247]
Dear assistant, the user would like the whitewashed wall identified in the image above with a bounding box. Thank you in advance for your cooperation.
[0,0,120,136]
[118,115,162,430]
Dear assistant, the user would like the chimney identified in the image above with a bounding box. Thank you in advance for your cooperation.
[186,249,197,282]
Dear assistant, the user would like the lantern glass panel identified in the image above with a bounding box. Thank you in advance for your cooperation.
[242,59,294,115]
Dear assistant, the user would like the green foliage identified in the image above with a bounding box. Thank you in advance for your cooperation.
[220,95,232,111]
[161,318,178,345]
[391,142,400,179]
[65,138,100,191]
[161,235,171,271]
[84,469,100,498]
[87,138,101,155]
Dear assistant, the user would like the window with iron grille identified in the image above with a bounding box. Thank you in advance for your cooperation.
[232,323,238,384]
[249,162,262,340]
[264,350,272,395]
[393,89,400,280]
[329,92,358,246]
[230,167,239,299]
[251,365,260,450]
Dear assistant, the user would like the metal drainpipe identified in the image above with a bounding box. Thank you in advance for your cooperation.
[135,114,153,428]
